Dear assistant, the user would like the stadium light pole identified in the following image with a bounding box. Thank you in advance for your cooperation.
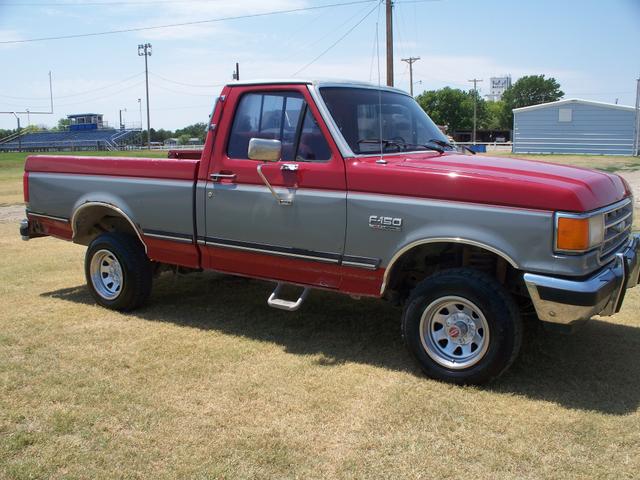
[138,43,152,149]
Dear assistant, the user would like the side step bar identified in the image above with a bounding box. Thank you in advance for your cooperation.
[267,283,310,311]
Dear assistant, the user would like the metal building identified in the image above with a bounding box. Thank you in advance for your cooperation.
[512,98,636,155]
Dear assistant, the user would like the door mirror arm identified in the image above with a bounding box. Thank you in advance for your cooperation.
[257,163,293,206]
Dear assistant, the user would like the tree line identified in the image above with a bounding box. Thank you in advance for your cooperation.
[415,74,564,134]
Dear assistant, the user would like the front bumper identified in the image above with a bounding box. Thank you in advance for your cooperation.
[524,234,640,326]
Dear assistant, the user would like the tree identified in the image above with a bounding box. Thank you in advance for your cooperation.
[416,87,489,134]
[52,117,70,131]
[501,74,564,126]
[484,100,511,131]
[174,122,207,143]
[178,134,191,145]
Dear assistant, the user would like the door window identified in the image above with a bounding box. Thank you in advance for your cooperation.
[227,92,330,162]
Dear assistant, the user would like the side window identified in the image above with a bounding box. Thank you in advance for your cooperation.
[296,108,331,162]
[227,91,331,162]
[227,92,304,161]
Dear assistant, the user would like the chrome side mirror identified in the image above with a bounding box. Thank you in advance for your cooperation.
[248,138,281,162]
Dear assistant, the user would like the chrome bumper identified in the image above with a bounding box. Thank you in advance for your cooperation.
[524,234,640,326]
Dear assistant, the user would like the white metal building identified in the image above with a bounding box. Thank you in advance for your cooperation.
[512,99,637,155]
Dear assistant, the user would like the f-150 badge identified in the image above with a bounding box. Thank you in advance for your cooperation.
[369,215,403,231]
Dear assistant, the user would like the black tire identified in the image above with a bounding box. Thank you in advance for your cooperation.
[84,232,152,311]
[401,268,522,385]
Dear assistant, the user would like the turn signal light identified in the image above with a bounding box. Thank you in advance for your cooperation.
[555,214,604,252]
[556,217,590,251]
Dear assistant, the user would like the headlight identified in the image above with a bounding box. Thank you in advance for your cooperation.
[555,212,604,253]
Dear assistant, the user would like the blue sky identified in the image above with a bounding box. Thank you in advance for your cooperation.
[0,0,638,130]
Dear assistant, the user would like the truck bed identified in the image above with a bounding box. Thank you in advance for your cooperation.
[24,154,202,268]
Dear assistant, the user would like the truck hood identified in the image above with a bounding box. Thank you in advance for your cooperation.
[347,152,629,212]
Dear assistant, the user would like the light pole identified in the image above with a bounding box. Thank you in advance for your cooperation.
[138,43,152,149]
[119,108,127,130]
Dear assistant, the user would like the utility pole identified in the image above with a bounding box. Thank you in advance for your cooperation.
[468,78,483,144]
[401,57,420,96]
[634,77,640,156]
[386,0,393,87]
[138,43,152,149]
[232,62,240,81]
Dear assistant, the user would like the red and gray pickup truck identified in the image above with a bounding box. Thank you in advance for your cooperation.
[20,79,640,384]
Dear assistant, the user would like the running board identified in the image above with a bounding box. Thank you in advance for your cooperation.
[267,283,310,311]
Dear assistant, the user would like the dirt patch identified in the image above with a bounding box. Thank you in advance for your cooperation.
[618,170,640,208]
[0,204,24,223]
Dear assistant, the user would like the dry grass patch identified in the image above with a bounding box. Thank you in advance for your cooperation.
[1,221,640,479]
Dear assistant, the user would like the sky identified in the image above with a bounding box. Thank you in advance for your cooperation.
[0,0,639,131]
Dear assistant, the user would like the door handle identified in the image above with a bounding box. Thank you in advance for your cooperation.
[280,163,299,172]
[210,172,236,182]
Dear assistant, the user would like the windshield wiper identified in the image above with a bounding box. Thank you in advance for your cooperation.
[428,138,476,155]
[357,138,444,154]
[357,138,404,151]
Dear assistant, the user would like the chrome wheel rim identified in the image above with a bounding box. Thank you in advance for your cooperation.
[90,249,123,300]
[419,296,490,369]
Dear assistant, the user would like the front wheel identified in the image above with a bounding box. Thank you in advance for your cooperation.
[402,268,522,385]
[85,232,152,311]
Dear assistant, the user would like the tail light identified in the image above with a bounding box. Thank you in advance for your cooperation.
[23,172,29,203]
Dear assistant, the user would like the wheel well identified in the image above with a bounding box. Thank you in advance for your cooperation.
[72,204,146,251]
[384,242,526,303]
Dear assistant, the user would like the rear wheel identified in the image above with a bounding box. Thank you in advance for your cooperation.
[85,232,152,311]
[402,268,522,385]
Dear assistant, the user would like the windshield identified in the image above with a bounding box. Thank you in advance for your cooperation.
[319,86,450,155]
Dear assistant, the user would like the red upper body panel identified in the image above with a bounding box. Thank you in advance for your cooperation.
[346,151,628,212]
[25,155,199,181]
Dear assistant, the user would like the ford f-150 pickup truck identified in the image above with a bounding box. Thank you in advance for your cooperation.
[20,79,640,384]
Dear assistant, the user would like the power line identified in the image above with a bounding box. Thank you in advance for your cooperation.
[150,81,221,97]
[149,72,225,89]
[53,80,146,107]
[0,0,378,44]
[291,1,380,76]
[0,72,144,100]
[4,0,227,6]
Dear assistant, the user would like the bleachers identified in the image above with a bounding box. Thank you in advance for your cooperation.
[0,129,140,151]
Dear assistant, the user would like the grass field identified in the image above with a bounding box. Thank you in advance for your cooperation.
[1,151,640,478]
[483,151,640,172]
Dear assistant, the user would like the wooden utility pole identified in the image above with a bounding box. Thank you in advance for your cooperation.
[138,43,152,149]
[386,0,393,87]
[402,57,420,96]
[468,78,483,144]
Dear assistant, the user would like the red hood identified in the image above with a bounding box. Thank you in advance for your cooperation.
[346,152,629,212]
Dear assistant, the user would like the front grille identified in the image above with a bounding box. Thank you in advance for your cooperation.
[600,199,633,261]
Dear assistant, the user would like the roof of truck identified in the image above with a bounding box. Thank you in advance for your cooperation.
[225,78,409,95]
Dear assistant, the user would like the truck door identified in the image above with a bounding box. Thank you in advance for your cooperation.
[201,85,346,289]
